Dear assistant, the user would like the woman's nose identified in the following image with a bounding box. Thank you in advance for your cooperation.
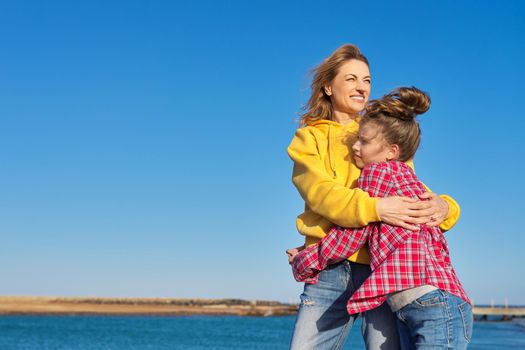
[356,80,366,92]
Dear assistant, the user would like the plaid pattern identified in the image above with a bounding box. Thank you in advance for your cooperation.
[292,161,470,314]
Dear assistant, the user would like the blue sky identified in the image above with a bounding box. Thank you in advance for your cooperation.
[1,0,524,305]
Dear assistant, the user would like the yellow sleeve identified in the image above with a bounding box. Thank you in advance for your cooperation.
[407,161,460,231]
[420,181,461,232]
[437,194,460,232]
[288,127,379,228]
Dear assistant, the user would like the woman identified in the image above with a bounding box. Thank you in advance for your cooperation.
[287,45,460,350]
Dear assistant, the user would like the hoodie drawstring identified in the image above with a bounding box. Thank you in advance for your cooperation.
[328,124,337,179]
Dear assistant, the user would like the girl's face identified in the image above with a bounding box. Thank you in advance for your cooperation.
[325,59,371,117]
[352,122,397,168]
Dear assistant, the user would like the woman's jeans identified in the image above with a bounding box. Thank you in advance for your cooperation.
[290,261,400,350]
[395,289,473,350]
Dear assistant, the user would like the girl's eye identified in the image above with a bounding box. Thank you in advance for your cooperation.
[364,79,371,84]
[346,77,356,82]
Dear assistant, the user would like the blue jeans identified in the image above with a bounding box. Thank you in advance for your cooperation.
[290,261,400,350]
[395,289,473,350]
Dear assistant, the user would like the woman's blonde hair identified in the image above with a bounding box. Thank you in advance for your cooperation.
[300,44,369,126]
[362,87,431,162]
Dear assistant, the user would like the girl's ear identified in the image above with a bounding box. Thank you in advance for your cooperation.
[387,144,400,161]
[324,85,332,96]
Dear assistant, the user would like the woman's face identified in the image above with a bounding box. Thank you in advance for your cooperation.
[325,59,371,116]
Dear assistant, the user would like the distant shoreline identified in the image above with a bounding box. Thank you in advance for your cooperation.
[0,296,298,317]
[2,297,523,319]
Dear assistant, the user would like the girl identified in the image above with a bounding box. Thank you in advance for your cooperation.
[292,87,473,349]
[287,44,461,350]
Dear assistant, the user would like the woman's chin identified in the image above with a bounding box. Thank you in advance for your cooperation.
[346,101,366,114]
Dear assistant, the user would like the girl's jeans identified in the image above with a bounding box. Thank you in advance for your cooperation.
[289,261,400,350]
[395,289,473,349]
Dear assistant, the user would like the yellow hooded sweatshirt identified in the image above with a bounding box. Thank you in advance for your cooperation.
[288,118,460,264]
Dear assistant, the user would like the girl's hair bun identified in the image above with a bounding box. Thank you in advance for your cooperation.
[389,87,430,121]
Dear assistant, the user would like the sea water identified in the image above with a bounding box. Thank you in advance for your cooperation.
[0,315,523,349]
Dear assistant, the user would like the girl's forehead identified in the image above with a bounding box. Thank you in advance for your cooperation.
[360,122,380,134]
[359,122,385,140]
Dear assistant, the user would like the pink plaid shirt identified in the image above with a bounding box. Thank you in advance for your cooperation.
[292,161,470,314]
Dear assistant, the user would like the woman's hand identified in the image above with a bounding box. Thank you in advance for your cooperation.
[286,245,305,265]
[377,193,449,230]
[377,196,433,230]
[418,192,449,227]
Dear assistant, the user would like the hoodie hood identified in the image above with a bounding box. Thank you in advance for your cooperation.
[308,118,360,178]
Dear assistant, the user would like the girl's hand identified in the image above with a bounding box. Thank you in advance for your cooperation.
[377,196,433,230]
[418,192,449,227]
[286,245,305,265]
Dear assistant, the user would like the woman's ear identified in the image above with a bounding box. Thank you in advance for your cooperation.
[387,144,400,161]
[324,85,332,96]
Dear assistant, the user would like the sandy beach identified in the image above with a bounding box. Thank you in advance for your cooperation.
[0,296,297,317]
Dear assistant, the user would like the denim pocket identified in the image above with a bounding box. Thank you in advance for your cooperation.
[299,293,315,307]
[458,301,473,342]
[413,290,446,307]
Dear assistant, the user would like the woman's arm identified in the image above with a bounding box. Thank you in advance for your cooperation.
[292,163,396,282]
[289,128,444,230]
[288,127,379,228]
[377,161,460,230]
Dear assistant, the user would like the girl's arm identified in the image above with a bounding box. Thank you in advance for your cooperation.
[292,225,373,282]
